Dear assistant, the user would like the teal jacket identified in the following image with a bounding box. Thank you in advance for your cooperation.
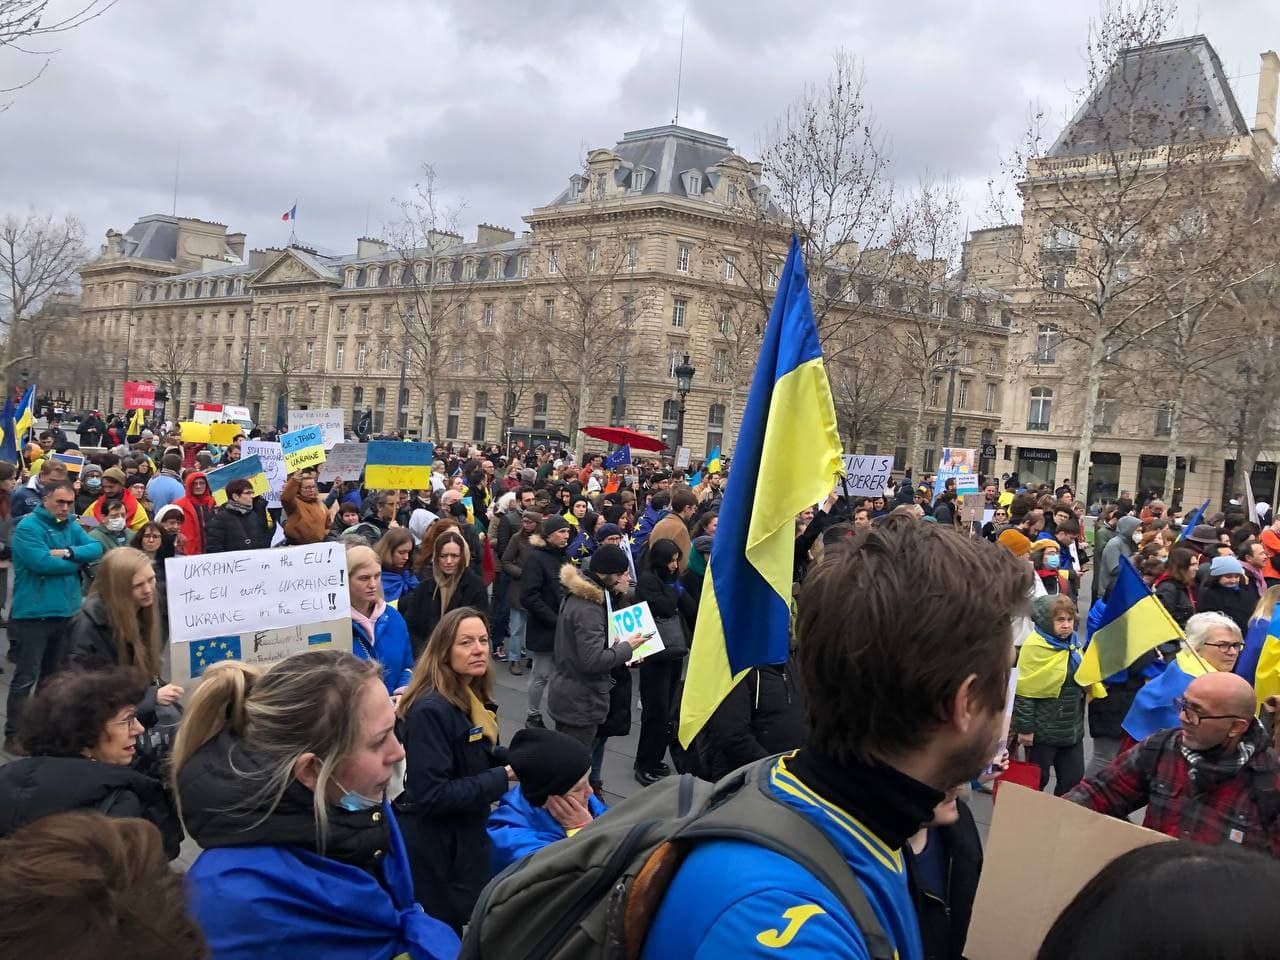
[11,506,103,619]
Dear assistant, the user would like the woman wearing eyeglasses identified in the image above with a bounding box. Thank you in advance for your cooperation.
[0,667,182,859]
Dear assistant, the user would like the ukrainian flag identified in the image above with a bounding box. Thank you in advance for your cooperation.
[1122,648,1213,741]
[127,407,146,438]
[0,397,15,464]
[1250,605,1280,711]
[1075,557,1184,686]
[678,235,843,747]
[12,384,35,440]
[705,445,722,474]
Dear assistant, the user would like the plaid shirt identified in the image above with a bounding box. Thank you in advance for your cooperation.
[1066,725,1280,857]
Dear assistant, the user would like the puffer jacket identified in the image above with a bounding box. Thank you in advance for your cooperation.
[546,565,635,728]
[173,472,217,556]
[204,500,272,553]
[520,540,568,654]
[1012,600,1087,748]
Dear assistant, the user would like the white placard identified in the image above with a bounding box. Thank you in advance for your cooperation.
[242,440,286,507]
[166,543,351,644]
[606,600,664,664]
[288,408,346,449]
[675,447,691,470]
[318,442,368,484]
[840,454,895,498]
[171,618,353,684]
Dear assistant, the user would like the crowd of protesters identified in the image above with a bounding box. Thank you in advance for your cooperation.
[3,416,1280,958]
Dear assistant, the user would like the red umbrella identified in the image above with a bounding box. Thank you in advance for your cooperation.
[579,425,667,452]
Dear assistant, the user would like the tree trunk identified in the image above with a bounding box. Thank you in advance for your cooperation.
[1073,331,1108,503]
[723,380,741,455]
[573,364,592,463]
[418,362,440,440]
[1162,396,1182,504]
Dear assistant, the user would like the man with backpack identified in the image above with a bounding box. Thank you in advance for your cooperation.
[463,517,1028,959]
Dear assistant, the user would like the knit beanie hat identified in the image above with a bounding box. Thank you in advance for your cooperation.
[591,544,630,575]
[1209,556,1246,578]
[506,728,591,807]
[997,529,1032,558]
[595,522,624,542]
[102,467,127,484]
[541,515,571,538]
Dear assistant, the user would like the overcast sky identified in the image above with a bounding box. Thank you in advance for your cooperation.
[4,1,1280,259]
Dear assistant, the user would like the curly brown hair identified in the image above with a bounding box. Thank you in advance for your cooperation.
[19,668,148,758]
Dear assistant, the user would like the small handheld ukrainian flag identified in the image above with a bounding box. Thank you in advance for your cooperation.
[0,397,16,465]
[1075,559,1184,686]
[704,445,722,475]
[678,235,843,747]
[12,384,35,441]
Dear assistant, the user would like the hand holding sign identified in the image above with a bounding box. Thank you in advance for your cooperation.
[280,425,327,473]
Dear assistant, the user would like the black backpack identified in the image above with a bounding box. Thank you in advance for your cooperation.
[460,757,893,960]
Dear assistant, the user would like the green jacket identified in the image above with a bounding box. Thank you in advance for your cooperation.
[11,506,104,619]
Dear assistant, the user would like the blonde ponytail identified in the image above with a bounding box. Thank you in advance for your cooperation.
[171,661,260,779]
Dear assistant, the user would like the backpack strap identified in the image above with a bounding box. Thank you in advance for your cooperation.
[674,758,895,960]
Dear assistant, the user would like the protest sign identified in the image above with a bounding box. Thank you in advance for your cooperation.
[288,407,346,449]
[123,381,156,410]
[280,425,326,472]
[166,543,353,645]
[210,422,243,446]
[205,454,270,506]
[179,421,211,444]
[171,618,353,685]
[840,454,894,498]
[675,447,691,470]
[365,440,434,489]
[966,784,1171,960]
[318,442,367,484]
[938,447,981,495]
[50,451,84,473]
[242,440,285,507]
[606,599,663,664]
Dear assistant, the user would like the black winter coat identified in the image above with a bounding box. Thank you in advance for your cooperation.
[1154,575,1197,628]
[0,755,182,859]
[905,798,983,960]
[395,690,509,930]
[398,569,489,658]
[204,501,272,553]
[690,663,807,781]
[63,594,166,727]
[521,543,568,653]
[1198,581,1258,636]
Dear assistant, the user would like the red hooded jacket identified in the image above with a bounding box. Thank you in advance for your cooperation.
[173,472,217,556]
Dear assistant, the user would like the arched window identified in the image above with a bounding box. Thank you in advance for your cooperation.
[1028,387,1053,431]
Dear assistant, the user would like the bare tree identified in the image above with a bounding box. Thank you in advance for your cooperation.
[476,300,541,437]
[148,314,200,414]
[0,211,86,382]
[385,164,477,440]
[1,0,118,107]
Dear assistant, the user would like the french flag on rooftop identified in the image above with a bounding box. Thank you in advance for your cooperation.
[281,204,297,222]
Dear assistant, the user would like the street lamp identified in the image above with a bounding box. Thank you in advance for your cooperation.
[154,384,169,426]
[940,344,959,449]
[674,353,695,450]
[239,314,255,405]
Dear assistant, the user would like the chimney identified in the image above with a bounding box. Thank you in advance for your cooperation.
[1254,51,1279,159]
[226,232,246,261]
[476,223,516,247]
[357,237,388,258]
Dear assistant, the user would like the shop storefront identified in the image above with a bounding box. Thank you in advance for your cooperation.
[1137,454,1186,505]
[1222,460,1277,509]
[1016,447,1058,488]
[1086,451,1121,507]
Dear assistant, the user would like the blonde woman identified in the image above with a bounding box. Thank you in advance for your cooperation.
[395,607,515,933]
[65,547,182,730]
[346,544,413,696]
[173,649,459,959]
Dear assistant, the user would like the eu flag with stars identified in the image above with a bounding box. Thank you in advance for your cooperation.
[678,235,843,747]
[189,636,242,678]
[603,445,632,470]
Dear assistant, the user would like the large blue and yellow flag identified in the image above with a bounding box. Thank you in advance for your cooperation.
[1249,605,1280,711]
[1075,558,1184,686]
[678,235,843,747]
[1122,647,1212,741]
[12,384,35,440]
[0,397,16,465]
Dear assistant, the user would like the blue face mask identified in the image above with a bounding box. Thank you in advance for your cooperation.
[85,478,101,490]
[1044,553,1061,570]
[333,778,382,812]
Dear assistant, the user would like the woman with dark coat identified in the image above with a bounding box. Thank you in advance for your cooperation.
[399,530,488,658]
[396,607,514,933]
[632,539,696,785]
[1198,556,1258,637]
[202,478,271,553]
[0,668,182,859]
[1154,546,1199,628]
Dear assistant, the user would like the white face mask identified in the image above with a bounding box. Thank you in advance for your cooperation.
[106,517,126,532]
[1132,531,1144,545]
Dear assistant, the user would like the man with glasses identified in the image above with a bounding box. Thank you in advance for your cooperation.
[1067,671,1280,855]
[3,480,104,755]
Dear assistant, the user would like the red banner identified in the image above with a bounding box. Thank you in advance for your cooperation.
[123,381,156,410]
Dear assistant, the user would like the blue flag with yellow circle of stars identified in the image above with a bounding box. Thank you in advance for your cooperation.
[190,636,242,677]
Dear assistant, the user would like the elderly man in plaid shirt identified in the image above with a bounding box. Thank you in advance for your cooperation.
[1067,672,1280,857]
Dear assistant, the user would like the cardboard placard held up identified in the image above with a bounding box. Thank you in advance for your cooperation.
[966,783,1172,960]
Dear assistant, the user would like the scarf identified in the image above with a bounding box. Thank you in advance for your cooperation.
[467,688,499,745]
[1178,721,1262,791]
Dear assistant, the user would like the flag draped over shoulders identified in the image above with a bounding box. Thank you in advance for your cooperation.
[678,235,843,747]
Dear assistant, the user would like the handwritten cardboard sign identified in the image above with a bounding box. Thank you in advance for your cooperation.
[607,600,663,664]
[280,425,326,472]
[318,442,368,484]
[288,407,345,449]
[165,543,352,644]
[241,440,285,507]
[840,454,894,498]
[171,618,353,685]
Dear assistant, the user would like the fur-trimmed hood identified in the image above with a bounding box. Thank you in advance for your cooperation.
[526,533,546,549]
[560,563,604,605]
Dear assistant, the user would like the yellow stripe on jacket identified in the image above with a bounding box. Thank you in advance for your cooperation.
[1017,631,1107,701]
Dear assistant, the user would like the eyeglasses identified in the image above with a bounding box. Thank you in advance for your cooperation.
[107,713,139,728]
[1203,641,1245,653]
[1174,696,1247,725]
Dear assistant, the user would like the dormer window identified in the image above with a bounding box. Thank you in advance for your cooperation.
[491,256,505,279]
[569,175,587,200]
[727,182,739,206]
[633,169,648,192]
[344,268,356,289]
[368,266,381,287]
[686,171,702,195]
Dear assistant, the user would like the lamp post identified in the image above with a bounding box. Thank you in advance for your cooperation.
[239,314,255,405]
[941,344,959,448]
[154,384,169,427]
[674,353,695,450]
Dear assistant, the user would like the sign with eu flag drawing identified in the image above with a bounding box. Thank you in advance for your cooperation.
[188,636,242,678]
[365,440,434,489]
